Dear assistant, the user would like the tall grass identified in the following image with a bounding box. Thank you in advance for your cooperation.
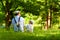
[0,27,60,40]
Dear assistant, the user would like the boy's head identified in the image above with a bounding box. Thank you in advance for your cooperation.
[29,20,33,24]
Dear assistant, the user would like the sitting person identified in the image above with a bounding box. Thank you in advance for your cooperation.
[12,11,24,32]
[26,20,34,32]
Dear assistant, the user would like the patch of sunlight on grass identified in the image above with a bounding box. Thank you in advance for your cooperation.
[50,33,57,35]
[53,24,59,29]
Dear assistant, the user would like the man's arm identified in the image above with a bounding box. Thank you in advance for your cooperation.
[12,18,15,25]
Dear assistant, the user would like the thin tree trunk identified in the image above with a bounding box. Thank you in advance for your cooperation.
[5,11,11,30]
[44,0,48,30]
[48,9,51,28]
[49,9,52,28]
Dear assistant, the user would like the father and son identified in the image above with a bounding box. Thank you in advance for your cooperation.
[12,11,34,32]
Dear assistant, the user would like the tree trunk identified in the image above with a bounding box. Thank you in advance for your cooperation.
[5,1,11,30]
[48,9,51,28]
[49,9,52,28]
[45,9,52,29]
[44,0,48,30]
[5,11,11,30]
[45,12,48,30]
[1,0,17,30]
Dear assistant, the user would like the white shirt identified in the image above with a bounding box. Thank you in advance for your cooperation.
[26,24,33,32]
[12,15,24,27]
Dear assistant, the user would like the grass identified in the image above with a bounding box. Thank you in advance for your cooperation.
[0,27,60,40]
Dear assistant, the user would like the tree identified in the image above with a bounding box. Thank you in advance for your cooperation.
[0,0,20,30]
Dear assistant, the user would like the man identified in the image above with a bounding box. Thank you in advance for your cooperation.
[12,11,24,32]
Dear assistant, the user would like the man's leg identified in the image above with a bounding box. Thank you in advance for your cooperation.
[13,24,18,32]
[18,27,20,31]
[20,26,24,32]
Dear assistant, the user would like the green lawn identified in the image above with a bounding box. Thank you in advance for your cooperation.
[0,27,60,40]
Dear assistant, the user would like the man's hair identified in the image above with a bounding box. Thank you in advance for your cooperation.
[15,12,19,16]
[14,11,20,16]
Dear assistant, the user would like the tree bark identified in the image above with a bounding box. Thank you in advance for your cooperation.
[5,12,11,30]
[49,9,52,28]
[5,1,11,30]
[44,0,48,30]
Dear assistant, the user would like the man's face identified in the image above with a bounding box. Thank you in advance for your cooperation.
[18,12,21,16]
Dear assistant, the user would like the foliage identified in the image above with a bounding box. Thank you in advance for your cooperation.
[0,0,60,28]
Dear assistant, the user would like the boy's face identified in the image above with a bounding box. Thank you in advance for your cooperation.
[29,21,33,24]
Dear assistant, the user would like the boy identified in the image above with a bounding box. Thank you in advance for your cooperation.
[26,20,34,32]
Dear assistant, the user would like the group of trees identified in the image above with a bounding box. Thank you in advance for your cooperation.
[0,0,60,30]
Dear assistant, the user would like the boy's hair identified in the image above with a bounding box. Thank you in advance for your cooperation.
[29,20,33,24]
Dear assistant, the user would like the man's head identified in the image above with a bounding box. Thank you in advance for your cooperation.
[14,11,21,16]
